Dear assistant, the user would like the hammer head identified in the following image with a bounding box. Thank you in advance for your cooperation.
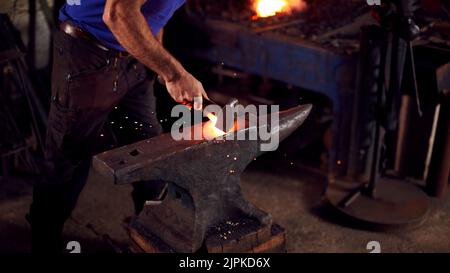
[213,98,239,133]
[212,98,258,133]
[185,97,241,132]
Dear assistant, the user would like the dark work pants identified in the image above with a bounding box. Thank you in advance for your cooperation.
[29,30,163,253]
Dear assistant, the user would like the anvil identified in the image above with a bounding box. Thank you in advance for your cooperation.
[93,104,312,252]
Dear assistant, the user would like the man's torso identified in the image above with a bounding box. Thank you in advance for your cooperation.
[59,0,185,51]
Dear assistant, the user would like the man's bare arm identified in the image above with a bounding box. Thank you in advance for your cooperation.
[103,0,205,109]
[156,28,164,44]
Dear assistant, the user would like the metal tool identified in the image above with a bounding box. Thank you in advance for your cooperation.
[211,98,240,133]
[183,96,241,132]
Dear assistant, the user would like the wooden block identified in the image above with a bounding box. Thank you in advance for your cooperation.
[127,217,286,253]
[128,239,145,253]
[128,217,175,253]
[205,218,286,253]
[205,218,273,253]
[250,224,286,253]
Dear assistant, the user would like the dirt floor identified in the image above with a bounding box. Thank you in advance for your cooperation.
[0,156,449,253]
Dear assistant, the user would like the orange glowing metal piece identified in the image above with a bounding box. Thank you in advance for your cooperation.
[203,112,226,140]
[180,104,228,140]
[206,112,217,124]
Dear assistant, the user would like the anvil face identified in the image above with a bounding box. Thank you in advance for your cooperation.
[93,104,312,252]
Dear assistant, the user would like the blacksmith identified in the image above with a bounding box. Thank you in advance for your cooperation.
[28,0,206,252]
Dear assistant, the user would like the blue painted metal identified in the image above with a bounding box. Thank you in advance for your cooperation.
[181,18,358,176]
[187,19,357,112]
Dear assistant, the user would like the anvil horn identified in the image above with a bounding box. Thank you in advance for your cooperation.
[275,104,313,143]
[93,104,312,252]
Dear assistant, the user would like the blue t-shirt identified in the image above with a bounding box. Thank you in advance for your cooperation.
[59,0,185,51]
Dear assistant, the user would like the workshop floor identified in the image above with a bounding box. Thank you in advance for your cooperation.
[1,157,449,253]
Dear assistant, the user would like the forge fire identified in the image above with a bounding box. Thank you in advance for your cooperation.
[251,0,307,19]
[0,0,449,266]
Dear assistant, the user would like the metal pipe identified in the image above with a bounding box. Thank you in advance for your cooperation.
[426,92,450,198]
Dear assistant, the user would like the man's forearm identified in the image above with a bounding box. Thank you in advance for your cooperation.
[103,0,207,108]
[103,0,184,83]
[156,28,164,44]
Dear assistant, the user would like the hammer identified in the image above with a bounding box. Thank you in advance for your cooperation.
[182,97,240,133]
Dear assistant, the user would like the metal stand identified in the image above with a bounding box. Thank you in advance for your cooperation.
[326,0,430,226]
[327,177,430,226]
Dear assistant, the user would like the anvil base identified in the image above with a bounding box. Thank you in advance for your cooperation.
[128,217,286,253]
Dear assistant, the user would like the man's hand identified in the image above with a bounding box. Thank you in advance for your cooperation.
[166,71,206,110]
[103,0,207,109]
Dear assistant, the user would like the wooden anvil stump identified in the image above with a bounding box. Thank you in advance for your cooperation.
[128,217,287,253]
[93,104,312,253]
